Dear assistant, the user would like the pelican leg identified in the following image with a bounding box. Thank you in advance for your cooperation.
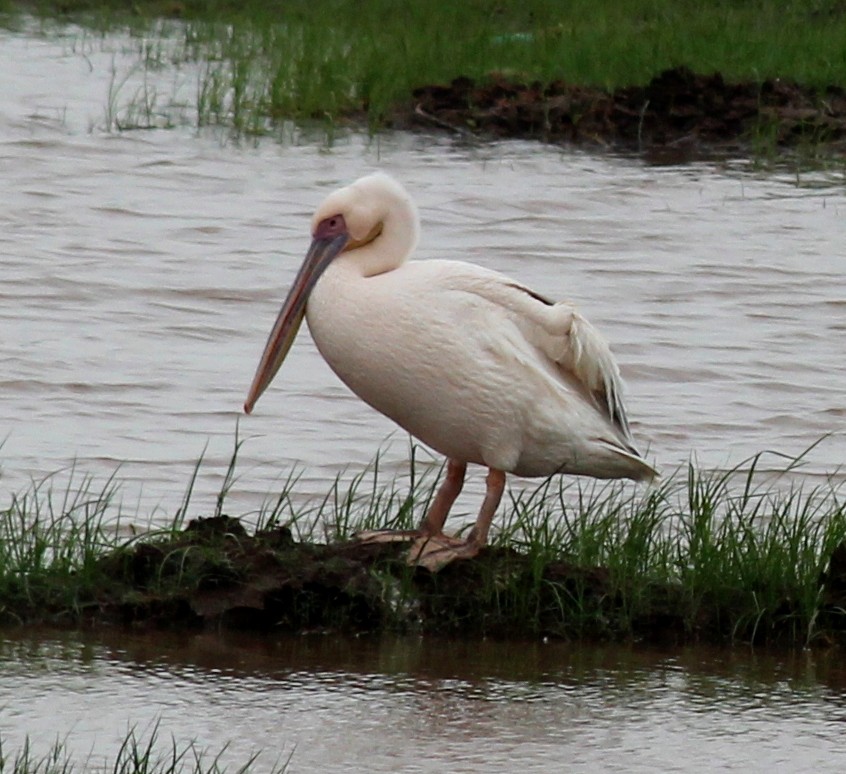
[355,459,466,545]
[410,468,506,572]
[466,468,506,547]
[419,459,467,536]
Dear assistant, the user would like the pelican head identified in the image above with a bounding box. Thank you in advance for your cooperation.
[244,172,419,414]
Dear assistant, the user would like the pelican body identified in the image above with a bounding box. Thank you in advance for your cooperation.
[245,173,655,569]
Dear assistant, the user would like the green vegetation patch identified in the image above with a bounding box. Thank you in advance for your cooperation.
[3,448,846,647]
[5,1,846,154]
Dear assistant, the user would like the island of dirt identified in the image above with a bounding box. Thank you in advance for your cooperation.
[391,66,846,159]
[41,515,845,647]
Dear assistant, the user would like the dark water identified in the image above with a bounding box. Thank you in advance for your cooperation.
[2,628,846,773]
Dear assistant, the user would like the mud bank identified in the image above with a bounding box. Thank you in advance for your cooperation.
[396,67,846,159]
[25,516,838,646]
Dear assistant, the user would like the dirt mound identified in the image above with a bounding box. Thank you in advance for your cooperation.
[75,515,846,646]
[93,515,625,639]
[401,67,846,158]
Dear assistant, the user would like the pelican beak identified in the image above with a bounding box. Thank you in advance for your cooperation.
[244,232,349,414]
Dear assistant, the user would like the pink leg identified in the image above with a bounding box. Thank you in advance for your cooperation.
[466,468,506,548]
[419,459,467,536]
[410,468,507,571]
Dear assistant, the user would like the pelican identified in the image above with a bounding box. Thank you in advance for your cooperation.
[244,173,656,570]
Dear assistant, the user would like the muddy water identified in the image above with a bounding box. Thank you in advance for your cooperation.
[2,23,845,524]
[2,628,846,772]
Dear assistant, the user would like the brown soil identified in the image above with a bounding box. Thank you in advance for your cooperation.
[391,67,846,160]
[68,515,846,647]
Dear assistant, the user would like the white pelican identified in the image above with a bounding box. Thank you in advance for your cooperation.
[244,173,656,570]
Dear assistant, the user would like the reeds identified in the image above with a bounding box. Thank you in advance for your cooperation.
[492,450,846,644]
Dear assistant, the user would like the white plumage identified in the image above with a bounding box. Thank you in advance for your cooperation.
[245,173,655,569]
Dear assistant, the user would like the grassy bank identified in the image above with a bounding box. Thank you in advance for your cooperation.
[5,1,846,150]
[2,446,846,647]
[20,0,846,90]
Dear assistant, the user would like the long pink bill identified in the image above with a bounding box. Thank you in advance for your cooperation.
[243,233,349,414]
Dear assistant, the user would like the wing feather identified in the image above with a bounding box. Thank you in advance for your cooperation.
[455,268,635,445]
[420,259,654,479]
[566,310,633,442]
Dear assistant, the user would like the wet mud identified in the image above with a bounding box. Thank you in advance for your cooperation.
[49,516,846,647]
[394,67,846,159]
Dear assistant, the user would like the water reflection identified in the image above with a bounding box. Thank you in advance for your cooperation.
[3,629,846,772]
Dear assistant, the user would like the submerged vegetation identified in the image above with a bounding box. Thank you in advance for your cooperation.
[2,444,846,648]
[4,1,846,154]
[0,723,290,773]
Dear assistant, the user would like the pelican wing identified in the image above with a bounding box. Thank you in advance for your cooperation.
[443,265,635,446]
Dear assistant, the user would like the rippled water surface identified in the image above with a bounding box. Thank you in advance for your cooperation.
[2,22,845,523]
[3,628,846,773]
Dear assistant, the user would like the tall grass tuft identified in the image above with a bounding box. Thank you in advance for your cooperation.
[673,452,846,645]
[487,448,846,643]
[0,465,123,622]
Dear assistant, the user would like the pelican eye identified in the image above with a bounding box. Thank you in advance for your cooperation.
[315,214,348,240]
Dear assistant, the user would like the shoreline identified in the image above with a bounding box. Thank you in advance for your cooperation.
[391,67,846,161]
[4,5,846,159]
[8,513,846,649]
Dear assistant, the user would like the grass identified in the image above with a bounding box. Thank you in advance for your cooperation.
[1,439,846,646]
[494,451,846,643]
[5,1,846,140]
[0,444,212,622]
[0,465,123,623]
[0,723,290,773]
